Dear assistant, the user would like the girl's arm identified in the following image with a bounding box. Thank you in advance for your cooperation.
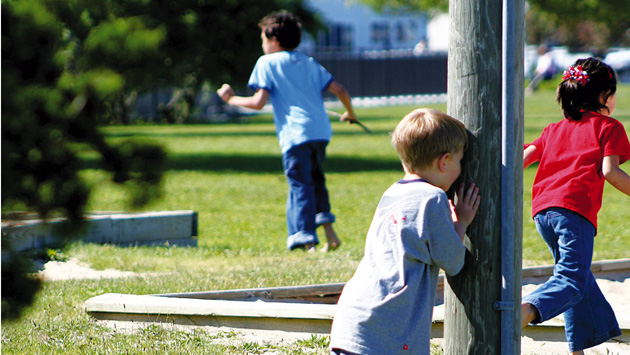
[523,145,540,168]
[327,80,357,122]
[603,155,630,196]
[217,84,269,110]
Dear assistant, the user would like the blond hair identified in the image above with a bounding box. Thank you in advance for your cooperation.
[391,108,468,173]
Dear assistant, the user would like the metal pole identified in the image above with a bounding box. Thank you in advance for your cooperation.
[498,0,516,353]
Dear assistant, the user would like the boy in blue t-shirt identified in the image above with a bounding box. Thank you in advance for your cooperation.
[217,11,358,252]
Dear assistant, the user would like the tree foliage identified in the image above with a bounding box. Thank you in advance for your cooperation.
[526,0,630,49]
[2,0,167,221]
[357,0,447,14]
[359,0,630,49]
[5,0,322,126]
[1,0,321,320]
[1,0,168,320]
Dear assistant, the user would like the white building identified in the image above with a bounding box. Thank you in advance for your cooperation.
[426,13,449,52]
[301,0,431,53]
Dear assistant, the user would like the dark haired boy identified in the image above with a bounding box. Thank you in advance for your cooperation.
[217,11,357,252]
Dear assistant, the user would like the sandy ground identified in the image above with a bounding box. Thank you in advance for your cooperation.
[519,275,630,355]
[37,257,146,281]
[38,258,630,354]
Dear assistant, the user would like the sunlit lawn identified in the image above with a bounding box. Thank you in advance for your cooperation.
[77,84,630,268]
[1,84,629,354]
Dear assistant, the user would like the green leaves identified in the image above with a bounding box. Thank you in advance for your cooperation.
[59,70,125,101]
[361,0,629,49]
[1,0,322,321]
[101,139,167,208]
[82,17,165,68]
[1,0,167,319]
[358,0,448,15]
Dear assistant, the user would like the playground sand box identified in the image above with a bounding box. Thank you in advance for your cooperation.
[38,258,630,354]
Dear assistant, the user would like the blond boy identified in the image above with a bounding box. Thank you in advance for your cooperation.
[329,108,480,355]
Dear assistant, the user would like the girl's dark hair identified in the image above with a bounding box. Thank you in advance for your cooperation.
[556,57,617,121]
[259,11,302,50]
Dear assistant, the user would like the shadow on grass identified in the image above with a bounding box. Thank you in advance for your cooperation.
[188,154,399,173]
[81,153,401,173]
[167,153,401,173]
[104,131,277,139]
[103,128,389,139]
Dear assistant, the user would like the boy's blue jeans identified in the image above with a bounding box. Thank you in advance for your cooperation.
[522,208,621,352]
[282,141,335,250]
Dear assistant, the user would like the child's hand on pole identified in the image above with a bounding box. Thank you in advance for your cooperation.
[452,183,481,240]
[455,183,480,226]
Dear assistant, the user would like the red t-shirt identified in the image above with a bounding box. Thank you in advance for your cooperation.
[529,111,630,230]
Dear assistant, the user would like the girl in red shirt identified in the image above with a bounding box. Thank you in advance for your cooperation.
[521,57,630,355]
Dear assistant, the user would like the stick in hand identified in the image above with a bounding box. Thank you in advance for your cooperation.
[325,110,372,133]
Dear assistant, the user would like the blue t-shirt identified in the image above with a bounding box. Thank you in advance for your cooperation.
[248,51,334,153]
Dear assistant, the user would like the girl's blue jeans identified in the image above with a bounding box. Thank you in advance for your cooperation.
[282,141,335,250]
[522,208,621,352]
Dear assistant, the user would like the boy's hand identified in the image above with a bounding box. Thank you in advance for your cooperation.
[326,109,358,124]
[339,112,358,124]
[217,84,235,103]
[454,183,480,227]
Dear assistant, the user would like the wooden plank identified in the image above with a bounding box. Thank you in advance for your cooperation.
[86,293,335,320]
[108,211,197,245]
[86,292,630,342]
[521,264,555,278]
[590,258,630,272]
[152,259,628,308]
[2,211,198,255]
[85,261,630,346]
[1,218,68,253]
[156,283,345,304]
[89,312,334,334]
[521,258,630,284]
[85,293,337,332]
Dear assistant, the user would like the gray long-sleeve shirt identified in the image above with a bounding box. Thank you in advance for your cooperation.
[330,179,466,355]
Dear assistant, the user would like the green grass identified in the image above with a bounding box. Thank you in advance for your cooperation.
[2,85,629,354]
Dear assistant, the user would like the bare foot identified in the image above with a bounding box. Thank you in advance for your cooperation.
[321,223,341,252]
[305,242,317,253]
[293,242,317,253]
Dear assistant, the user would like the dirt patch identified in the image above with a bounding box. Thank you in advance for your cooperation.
[36,257,162,281]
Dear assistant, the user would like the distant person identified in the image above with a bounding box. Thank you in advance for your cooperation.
[330,108,481,355]
[526,45,557,94]
[521,58,630,355]
[217,11,358,252]
[413,38,428,55]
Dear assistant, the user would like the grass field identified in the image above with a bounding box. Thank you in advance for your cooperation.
[2,84,629,354]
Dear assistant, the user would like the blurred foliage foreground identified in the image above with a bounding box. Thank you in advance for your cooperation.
[1,0,318,320]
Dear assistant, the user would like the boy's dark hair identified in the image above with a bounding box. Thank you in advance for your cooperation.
[259,11,302,50]
[557,57,617,121]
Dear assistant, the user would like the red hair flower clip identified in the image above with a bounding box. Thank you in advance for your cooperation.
[562,65,589,86]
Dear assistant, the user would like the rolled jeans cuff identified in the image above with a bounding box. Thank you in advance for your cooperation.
[315,212,335,226]
[287,230,319,250]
